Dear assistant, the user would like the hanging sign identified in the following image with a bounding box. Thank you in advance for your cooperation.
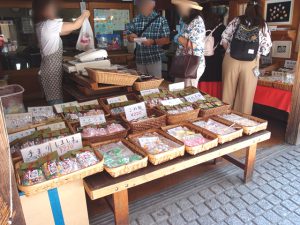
[124,102,147,121]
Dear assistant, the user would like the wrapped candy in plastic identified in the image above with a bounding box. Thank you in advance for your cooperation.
[75,147,99,168]
[58,155,81,175]
[193,119,236,135]
[19,161,46,186]
[220,114,259,127]
[40,152,62,180]
[107,123,125,134]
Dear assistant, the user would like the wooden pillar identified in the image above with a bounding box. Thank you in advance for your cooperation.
[244,144,257,183]
[286,46,300,145]
[113,190,129,225]
[0,108,26,224]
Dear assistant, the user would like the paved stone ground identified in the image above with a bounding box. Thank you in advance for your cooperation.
[90,144,300,225]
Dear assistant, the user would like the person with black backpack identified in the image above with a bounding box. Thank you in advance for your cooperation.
[221,0,272,114]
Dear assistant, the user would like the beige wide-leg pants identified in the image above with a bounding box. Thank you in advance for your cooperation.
[222,54,259,115]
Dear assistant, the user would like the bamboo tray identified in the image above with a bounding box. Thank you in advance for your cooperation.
[216,111,268,135]
[134,78,164,91]
[86,68,139,86]
[92,139,148,178]
[68,119,130,144]
[128,129,185,165]
[15,153,104,196]
[191,117,243,144]
[161,123,218,155]
[166,108,200,125]
[120,108,167,133]
[99,93,141,116]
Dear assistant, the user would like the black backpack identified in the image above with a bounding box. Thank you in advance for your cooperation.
[230,22,260,61]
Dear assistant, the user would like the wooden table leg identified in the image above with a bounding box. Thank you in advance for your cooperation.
[244,144,257,183]
[213,157,222,165]
[113,189,129,225]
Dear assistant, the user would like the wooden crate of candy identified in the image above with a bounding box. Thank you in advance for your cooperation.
[120,108,167,133]
[10,127,72,163]
[15,147,104,196]
[140,90,177,108]
[128,129,185,165]
[68,119,130,144]
[216,111,268,135]
[99,93,141,116]
[191,117,243,144]
[195,94,230,117]
[92,139,148,178]
[162,123,218,155]
[133,75,164,91]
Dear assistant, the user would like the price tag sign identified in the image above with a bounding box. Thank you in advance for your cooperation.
[284,60,297,70]
[79,114,106,127]
[5,113,33,129]
[37,122,66,131]
[54,101,79,113]
[50,133,83,156]
[21,142,52,163]
[107,95,128,105]
[28,106,54,118]
[272,71,285,77]
[124,102,147,121]
[138,137,159,147]
[161,98,183,106]
[140,88,160,96]
[78,100,99,107]
[8,128,36,143]
[169,82,184,92]
[185,92,205,103]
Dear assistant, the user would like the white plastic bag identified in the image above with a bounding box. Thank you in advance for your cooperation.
[76,18,95,51]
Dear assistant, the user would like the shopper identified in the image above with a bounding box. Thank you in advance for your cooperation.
[172,0,206,88]
[127,0,170,78]
[221,0,272,114]
[32,0,90,105]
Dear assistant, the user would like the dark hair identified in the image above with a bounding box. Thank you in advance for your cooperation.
[32,0,55,24]
[240,0,266,30]
[182,9,202,25]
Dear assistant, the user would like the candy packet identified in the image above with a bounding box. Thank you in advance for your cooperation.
[18,161,46,186]
[40,152,62,180]
[59,151,81,175]
[73,147,99,168]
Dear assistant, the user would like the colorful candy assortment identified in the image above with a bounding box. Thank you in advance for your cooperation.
[167,126,210,147]
[220,114,260,127]
[81,123,125,138]
[96,142,142,168]
[193,119,237,136]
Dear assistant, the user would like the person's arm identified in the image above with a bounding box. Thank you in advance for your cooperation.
[221,17,239,50]
[142,17,170,46]
[60,10,90,36]
[127,18,138,42]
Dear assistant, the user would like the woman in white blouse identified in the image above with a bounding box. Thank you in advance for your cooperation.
[221,0,272,114]
[32,0,90,105]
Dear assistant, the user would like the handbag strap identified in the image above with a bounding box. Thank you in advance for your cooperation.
[137,15,161,37]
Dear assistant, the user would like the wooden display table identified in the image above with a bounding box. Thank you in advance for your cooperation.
[84,130,271,225]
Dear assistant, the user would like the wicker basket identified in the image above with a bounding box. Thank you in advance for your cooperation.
[216,111,268,135]
[258,79,274,87]
[15,154,104,196]
[161,123,219,155]
[68,119,130,144]
[134,79,164,91]
[86,68,139,86]
[99,93,140,116]
[197,103,231,117]
[273,82,293,92]
[92,139,148,178]
[128,129,185,165]
[191,117,243,144]
[120,108,167,133]
[166,108,200,125]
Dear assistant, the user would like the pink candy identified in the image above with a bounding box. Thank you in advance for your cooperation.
[81,123,125,138]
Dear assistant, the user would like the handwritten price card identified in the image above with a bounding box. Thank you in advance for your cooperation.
[21,142,52,163]
[50,133,83,156]
[284,60,296,70]
[185,93,205,103]
[140,88,160,96]
[37,122,66,131]
[8,128,36,143]
[124,102,147,121]
[79,114,106,127]
[78,100,99,106]
[28,106,54,118]
[169,82,184,92]
[161,98,183,106]
[54,101,79,113]
[107,95,128,104]
[5,113,33,130]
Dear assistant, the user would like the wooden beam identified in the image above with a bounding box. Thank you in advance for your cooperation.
[0,108,26,224]
[286,45,300,145]
[113,190,129,225]
[244,144,257,183]
[222,155,245,170]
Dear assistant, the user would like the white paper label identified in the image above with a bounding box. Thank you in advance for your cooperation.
[248,49,255,54]
[78,100,99,107]
[107,95,128,104]
[8,128,36,143]
[50,133,83,156]
[161,98,183,106]
[140,88,160,96]
[5,113,33,129]
[138,137,159,147]
[284,60,297,70]
[21,142,52,163]
[28,106,54,118]
[37,122,66,131]
[169,82,185,91]
[79,114,106,127]
[54,101,79,113]
[124,102,147,121]
[272,71,285,77]
[184,93,205,103]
